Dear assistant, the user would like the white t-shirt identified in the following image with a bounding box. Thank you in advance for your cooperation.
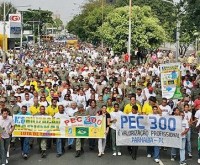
[110,111,124,130]
[195,110,200,128]
[181,118,189,138]
[65,107,78,117]
[184,111,192,123]
[159,105,172,116]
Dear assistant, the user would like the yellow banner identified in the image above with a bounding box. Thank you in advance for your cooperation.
[13,115,106,138]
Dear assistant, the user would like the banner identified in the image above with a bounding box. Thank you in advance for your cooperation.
[160,63,182,99]
[13,115,106,138]
[116,115,182,148]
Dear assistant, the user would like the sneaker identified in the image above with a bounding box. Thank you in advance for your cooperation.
[98,153,102,157]
[198,159,200,164]
[154,159,159,163]
[147,154,151,158]
[23,154,28,160]
[113,152,117,156]
[7,152,9,158]
[117,152,122,156]
[188,153,192,158]
[102,152,104,155]
[171,155,176,161]
[6,159,8,164]
[180,162,187,165]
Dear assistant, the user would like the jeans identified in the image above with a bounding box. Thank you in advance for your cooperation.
[186,129,192,154]
[180,138,186,162]
[21,137,30,154]
[0,138,10,164]
[172,138,186,162]
[68,138,74,146]
[154,146,160,159]
[98,137,106,153]
[111,128,120,152]
[147,146,154,155]
[56,138,65,155]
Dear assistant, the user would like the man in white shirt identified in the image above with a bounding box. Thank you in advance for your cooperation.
[54,105,68,157]
[136,88,146,106]
[195,108,200,164]
[65,101,78,117]
[159,98,172,116]
[171,111,189,165]
[110,103,123,156]
[21,93,33,112]
[183,104,193,158]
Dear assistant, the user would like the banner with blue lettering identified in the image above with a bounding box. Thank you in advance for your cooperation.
[116,115,182,148]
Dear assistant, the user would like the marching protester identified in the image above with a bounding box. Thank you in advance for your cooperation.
[110,103,123,156]
[54,105,67,157]
[0,108,15,165]
[74,103,89,157]
[128,105,139,160]
[96,105,110,157]
[18,105,31,159]
[35,106,48,158]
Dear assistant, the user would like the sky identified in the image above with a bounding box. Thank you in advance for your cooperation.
[4,0,86,24]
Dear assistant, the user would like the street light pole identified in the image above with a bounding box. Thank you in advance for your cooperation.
[20,11,23,51]
[3,1,6,63]
[128,0,132,62]
[176,20,180,62]
[101,0,104,49]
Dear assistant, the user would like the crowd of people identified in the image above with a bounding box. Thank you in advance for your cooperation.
[0,43,199,165]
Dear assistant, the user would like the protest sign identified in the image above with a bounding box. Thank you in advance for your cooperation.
[116,114,182,148]
[13,115,106,138]
[160,63,182,99]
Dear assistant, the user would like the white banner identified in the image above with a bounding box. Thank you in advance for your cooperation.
[116,115,182,148]
[160,63,182,99]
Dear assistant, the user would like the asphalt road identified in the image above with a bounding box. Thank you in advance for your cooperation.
[8,135,199,165]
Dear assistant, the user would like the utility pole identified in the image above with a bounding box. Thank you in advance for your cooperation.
[128,0,132,62]
[3,1,6,63]
[101,0,104,49]
[20,11,23,51]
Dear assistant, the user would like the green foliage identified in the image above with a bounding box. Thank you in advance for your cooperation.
[0,2,17,21]
[54,18,63,28]
[98,6,166,53]
[67,0,114,45]
[23,9,53,35]
[115,0,176,42]
[184,0,200,32]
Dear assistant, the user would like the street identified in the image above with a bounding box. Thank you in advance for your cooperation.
[8,136,199,165]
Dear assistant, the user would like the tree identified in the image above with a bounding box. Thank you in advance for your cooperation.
[67,0,114,45]
[98,6,166,53]
[115,0,176,42]
[0,2,17,21]
[54,18,63,29]
[23,9,53,35]
[184,0,200,32]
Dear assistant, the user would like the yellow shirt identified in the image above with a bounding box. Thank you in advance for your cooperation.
[30,81,37,88]
[123,103,142,114]
[142,102,153,115]
[46,105,58,116]
[46,96,52,103]
[30,105,41,115]
[106,106,114,114]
